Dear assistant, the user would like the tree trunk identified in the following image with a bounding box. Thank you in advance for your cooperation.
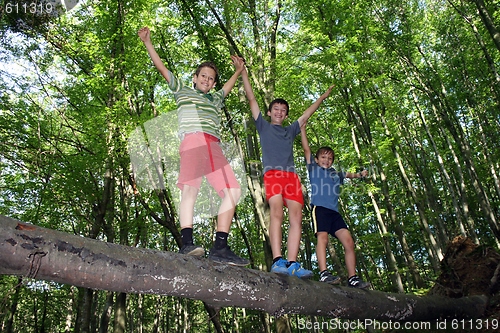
[99,292,114,333]
[368,190,405,293]
[4,277,22,333]
[474,0,500,52]
[75,288,93,333]
[113,292,126,333]
[0,215,487,322]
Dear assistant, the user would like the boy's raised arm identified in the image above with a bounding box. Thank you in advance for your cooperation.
[297,85,335,126]
[241,67,262,120]
[222,55,245,97]
[300,123,312,164]
[346,169,369,179]
[138,27,171,83]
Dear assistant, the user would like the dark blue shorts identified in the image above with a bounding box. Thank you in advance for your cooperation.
[311,205,348,238]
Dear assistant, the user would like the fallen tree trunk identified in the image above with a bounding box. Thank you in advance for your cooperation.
[0,214,487,321]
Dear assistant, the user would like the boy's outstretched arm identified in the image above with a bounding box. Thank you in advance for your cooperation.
[221,55,245,97]
[300,123,312,164]
[346,169,369,179]
[297,85,335,126]
[241,67,261,120]
[138,27,171,83]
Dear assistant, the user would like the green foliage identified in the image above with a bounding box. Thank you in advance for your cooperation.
[1,0,500,331]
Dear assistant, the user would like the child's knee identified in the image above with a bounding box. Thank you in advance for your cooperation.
[223,187,241,201]
[182,185,199,198]
[317,232,329,244]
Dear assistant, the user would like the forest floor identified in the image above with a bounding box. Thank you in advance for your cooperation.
[425,236,500,332]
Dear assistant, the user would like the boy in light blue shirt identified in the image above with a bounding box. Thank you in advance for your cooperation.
[301,124,370,288]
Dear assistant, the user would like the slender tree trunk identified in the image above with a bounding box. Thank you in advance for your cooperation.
[40,292,49,333]
[415,46,500,243]
[113,293,127,333]
[65,288,75,333]
[204,302,224,333]
[477,118,500,204]
[33,297,38,333]
[275,315,291,333]
[355,117,427,287]
[368,190,404,293]
[4,277,22,333]
[75,288,94,333]
[473,0,500,52]
[259,312,272,333]
[99,292,114,333]
[151,296,162,333]
[411,88,471,240]
[136,294,143,333]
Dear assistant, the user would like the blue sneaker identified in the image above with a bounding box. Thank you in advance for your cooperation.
[271,258,289,275]
[288,262,313,279]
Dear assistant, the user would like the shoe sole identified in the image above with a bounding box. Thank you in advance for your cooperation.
[289,270,313,279]
[322,278,341,285]
[209,256,250,266]
[183,247,205,257]
[273,270,314,279]
[349,283,371,289]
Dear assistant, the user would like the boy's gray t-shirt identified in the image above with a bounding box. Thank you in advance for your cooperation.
[254,113,301,174]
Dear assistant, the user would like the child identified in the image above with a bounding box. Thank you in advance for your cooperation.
[138,27,249,266]
[241,66,333,278]
[300,123,370,288]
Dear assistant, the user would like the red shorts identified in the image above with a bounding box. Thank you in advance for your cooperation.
[263,170,303,206]
[177,132,239,197]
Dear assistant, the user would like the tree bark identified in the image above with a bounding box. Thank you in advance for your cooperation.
[0,215,487,322]
[473,0,500,52]
[4,277,22,333]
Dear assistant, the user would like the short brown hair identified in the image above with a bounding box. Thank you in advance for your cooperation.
[195,61,219,82]
[315,147,335,162]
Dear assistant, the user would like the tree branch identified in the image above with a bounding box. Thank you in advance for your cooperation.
[0,214,487,322]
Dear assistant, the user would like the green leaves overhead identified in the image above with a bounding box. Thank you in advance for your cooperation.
[1,0,500,330]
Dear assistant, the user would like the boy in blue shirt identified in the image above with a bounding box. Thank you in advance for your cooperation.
[300,124,370,288]
[241,66,334,278]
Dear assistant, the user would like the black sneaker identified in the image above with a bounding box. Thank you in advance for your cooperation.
[319,271,341,285]
[347,275,370,289]
[179,244,205,257]
[208,246,250,266]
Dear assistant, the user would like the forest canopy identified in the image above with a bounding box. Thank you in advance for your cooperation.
[1,0,499,332]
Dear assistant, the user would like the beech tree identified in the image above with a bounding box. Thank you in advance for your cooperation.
[2,0,500,332]
[0,215,488,322]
